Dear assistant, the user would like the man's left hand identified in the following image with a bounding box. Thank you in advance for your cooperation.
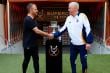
[86,44,91,51]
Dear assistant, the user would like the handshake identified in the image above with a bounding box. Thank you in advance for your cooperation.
[47,33,54,39]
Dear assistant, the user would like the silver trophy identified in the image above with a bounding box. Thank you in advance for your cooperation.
[50,21,58,33]
[50,21,61,41]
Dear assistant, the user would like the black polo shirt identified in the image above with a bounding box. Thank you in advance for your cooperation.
[23,16,38,48]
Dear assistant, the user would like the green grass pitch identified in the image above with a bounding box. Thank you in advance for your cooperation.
[0,54,110,73]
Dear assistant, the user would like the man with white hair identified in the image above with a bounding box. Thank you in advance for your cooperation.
[52,2,93,73]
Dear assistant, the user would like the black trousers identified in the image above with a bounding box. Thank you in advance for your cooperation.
[70,43,87,73]
[22,46,39,73]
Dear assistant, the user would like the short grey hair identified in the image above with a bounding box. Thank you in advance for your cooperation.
[69,2,79,9]
[27,3,36,12]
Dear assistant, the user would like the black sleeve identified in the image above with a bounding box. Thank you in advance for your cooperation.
[26,18,37,30]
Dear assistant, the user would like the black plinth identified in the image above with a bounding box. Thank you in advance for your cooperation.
[46,39,62,73]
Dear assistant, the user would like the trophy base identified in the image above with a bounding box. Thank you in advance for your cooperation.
[45,39,62,73]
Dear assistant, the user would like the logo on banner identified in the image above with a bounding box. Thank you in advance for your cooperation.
[49,45,59,56]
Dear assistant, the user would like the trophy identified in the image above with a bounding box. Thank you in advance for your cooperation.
[50,21,61,41]
[50,21,58,33]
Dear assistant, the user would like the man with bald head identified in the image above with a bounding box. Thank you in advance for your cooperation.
[22,3,53,73]
[52,2,93,73]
